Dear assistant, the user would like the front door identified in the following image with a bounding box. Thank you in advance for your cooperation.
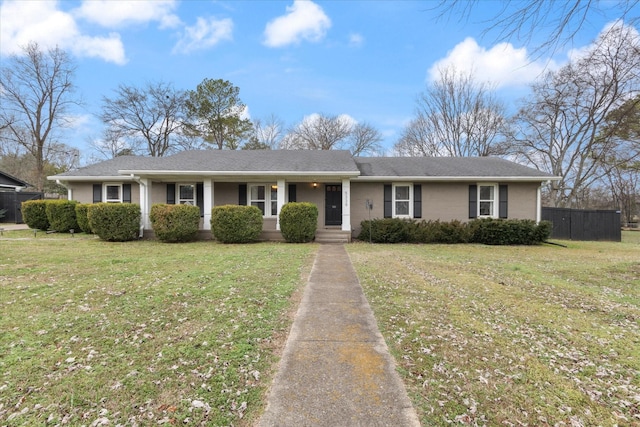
[325,184,342,226]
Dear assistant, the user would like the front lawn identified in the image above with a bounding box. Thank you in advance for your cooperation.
[0,236,316,425]
[347,239,640,426]
[3,230,638,426]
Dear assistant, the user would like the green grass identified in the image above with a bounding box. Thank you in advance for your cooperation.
[0,235,316,426]
[2,229,639,425]
[347,239,640,426]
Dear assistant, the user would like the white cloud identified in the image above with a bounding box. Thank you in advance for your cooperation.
[349,33,364,48]
[428,37,557,88]
[0,0,126,64]
[172,17,233,54]
[74,0,181,29]
[263,0,331,48]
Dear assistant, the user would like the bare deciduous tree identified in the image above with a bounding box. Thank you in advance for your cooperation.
[0,42,79,191]
[100,81,186,157]
[349,122,383,156]
[394,67,508,157]
[512,23,640,207]
[434,0,639,57]
[282,113,383,155]
[243,114,284,150]
[283,113,353,150]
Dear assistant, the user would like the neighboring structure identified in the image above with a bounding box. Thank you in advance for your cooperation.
[0,170,30,192]
[48,150,558,241]
[0,171,42,223]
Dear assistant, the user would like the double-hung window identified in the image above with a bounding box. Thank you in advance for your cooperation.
[249,184,278,217]
[178,184,196,205]
[393,184,412,218]
[478,184,497,217]
[105,184,122,203]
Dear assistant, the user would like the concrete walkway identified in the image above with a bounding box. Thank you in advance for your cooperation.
[258,244,420,427]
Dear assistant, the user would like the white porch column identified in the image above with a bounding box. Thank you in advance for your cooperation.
[203,178,213,230]
[138,178,151,230]
[341,178,351,232]
[536,185,542,223]
[276,178,285,230]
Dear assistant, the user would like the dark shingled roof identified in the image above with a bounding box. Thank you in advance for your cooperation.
[131,150,361,173]
[354,157,552,178]
[1,170,31,187]
[50,151,554,181]
[52,156,165,177]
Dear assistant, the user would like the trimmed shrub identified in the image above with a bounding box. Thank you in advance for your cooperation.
[211,205,263,243]
[279,202,318,243]
[359,218,548,245]
[408,220,472,244]
[21,200,50,230]
[87,203,140,242]
[75,204,92,233]
[534,220,552,243]
[46,200,79,232]
[469,218,551,245]
[358,218,409,243]
[150,203,200,242]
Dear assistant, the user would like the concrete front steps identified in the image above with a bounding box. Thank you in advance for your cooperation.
[259,228,352,243]
[314,229,352,243]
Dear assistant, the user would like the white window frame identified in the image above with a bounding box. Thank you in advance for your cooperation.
[104,183,123,203]
[177,183,196,206]
[392,183,413,218]
[248,184,278,217]
[478,183,498,218]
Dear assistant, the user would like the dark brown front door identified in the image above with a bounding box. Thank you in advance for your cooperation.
[325,184,342,226]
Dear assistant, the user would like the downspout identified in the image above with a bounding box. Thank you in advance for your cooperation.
[131,175,146,238]
[56,180,72,200]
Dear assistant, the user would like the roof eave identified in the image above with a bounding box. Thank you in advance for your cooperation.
[119,170,361,177]
[353,175,561,182]
[47,175,137,182]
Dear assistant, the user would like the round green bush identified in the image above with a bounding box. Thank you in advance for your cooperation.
[150,203,200,242]
[75,204,92,233]
[21,199,50,230]
[87,203,141,242]
[46,200,79,232]
[279,202,318,243]
[211,205,263,243]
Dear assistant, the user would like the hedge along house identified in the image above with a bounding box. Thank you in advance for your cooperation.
[48,150,558,242]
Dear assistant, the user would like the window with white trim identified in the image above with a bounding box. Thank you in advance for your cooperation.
[478,184,497,217]
[104,184,122,203]
[393,183,412,218]
[178,184,196,205]
[249,184,278,217]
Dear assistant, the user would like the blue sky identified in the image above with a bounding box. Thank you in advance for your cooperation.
[1,0,637,163]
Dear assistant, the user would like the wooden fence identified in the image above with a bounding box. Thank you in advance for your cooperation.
[541,207,621,241]
[0,191,44,223]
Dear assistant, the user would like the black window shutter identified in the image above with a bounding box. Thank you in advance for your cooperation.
[384,184,392,218]
[93,184,102,203]
[123,184,132,203]
[239,184,247,205]
[196,183,204,217]
[413,184,422,218]
[288,184,296,202]
[166,183,175,204]
[469,185,478,219]
[499,185,508,219]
